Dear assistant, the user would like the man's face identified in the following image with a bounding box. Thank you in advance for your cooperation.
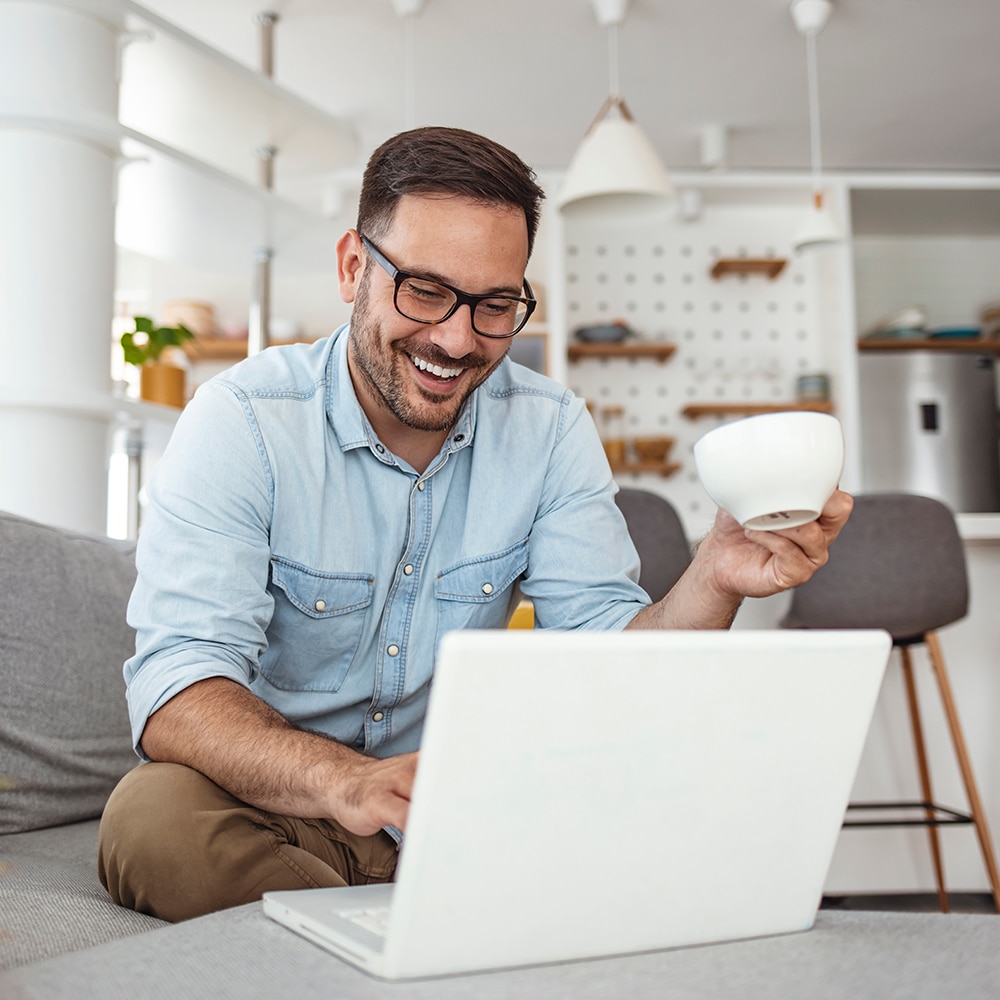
[339,194,530,437]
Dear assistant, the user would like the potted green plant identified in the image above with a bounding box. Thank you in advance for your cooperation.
[121,315,195,408]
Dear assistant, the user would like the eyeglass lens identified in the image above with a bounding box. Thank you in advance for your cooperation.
[396,276,529,337]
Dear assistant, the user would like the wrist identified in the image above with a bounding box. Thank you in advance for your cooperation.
[686,541,744,627]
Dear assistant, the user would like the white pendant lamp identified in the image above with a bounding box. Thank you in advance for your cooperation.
[557,0,673,212]
[793,191,841,249]
[790,0,841,250]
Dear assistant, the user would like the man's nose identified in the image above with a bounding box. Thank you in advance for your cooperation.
[428,303,479,359]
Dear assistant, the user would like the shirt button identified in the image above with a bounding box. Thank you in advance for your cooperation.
[417,482,425,492]
[387,644,400,656]
[375,443,385,454]
[372,711,384,723]
[482,583,493,595]
[315,600,327,611]
[454,434,465,442]
[403,564,414,575]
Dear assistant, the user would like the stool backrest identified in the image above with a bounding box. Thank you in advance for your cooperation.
[614,488,691,602]
[781,492,968,643]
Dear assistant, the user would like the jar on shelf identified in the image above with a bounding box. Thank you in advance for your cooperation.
[601,405,627,467]
[796,373,831,402]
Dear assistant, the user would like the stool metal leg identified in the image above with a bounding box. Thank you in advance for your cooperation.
[925,631,1000,913]
[900,645,950,913]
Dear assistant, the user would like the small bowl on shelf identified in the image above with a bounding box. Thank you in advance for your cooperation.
[632,436,675,463]
[929,326,981,340]
[574,321,632,343]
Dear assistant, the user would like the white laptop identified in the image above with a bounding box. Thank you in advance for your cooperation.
[263,627,890,980]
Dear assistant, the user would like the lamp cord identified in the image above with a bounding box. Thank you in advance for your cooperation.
[805,28,823,199]
[403,13,416,130]
[607,21,620,98]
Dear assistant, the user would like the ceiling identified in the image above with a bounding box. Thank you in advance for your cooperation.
[135,0,1000,180]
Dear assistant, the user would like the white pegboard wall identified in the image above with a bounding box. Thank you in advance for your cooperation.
[564,203,838,540]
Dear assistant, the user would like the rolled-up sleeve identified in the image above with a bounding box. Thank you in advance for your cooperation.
[124,381,276,757]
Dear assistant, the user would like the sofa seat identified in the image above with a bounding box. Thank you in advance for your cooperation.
[4,907,1000,1000]
[0,820,166,969]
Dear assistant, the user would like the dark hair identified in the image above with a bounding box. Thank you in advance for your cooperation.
[357,126,546,259]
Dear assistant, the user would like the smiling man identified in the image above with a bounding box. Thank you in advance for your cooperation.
[98,127,851,923]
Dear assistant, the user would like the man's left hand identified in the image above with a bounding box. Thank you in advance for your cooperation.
[705,487,853,600]
[626,488,853,632]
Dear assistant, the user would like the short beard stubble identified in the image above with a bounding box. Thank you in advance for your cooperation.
[348,269,507,434]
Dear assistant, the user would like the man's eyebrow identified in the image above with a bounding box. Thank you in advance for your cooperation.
[401,261,523,297]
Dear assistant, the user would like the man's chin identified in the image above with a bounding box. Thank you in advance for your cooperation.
[395,397,464,433]
[395,366,480,431]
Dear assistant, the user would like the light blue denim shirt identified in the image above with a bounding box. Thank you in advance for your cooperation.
[125,324,649,760]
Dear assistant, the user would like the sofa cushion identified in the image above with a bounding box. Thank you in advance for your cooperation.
[0,511,139,834]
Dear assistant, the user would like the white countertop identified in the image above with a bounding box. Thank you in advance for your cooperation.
[956,513,1000,541]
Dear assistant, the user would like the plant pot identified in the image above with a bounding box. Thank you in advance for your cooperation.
[140,363,186,408]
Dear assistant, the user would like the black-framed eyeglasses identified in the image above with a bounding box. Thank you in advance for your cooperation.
[359,233,536,339]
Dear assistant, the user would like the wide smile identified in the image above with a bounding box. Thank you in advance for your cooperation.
[408,352,466,382]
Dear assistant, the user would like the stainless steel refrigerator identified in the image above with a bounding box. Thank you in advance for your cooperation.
[859,350,1000,513]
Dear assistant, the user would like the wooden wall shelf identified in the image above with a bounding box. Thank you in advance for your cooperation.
[858,338,1000,354]
[183,338,248,361]
[610,461,682,478]
[183,336,314,361]
[568,342,676,363]
[710,258,787,280]
[682,402,834,419]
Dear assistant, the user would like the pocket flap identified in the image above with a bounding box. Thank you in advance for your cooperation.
[271,558,373,618]
[435,538,529,603]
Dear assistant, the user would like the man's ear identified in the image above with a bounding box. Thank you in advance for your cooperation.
[336,229,364,304]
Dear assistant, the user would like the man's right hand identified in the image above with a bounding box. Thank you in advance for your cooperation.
[332,751,419,836]
[141,676,419,834]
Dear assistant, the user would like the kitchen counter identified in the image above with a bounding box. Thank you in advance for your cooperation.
[956,513,1000,541]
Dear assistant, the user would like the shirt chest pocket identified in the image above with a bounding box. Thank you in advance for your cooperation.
[434,537,529,642]
[263,558,374,692]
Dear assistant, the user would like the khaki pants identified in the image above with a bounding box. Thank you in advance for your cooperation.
[98,762,399,923]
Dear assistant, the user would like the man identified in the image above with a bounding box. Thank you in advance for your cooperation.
[99,127,851,922]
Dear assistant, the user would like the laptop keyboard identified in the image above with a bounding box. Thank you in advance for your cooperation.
[341,907,391,937]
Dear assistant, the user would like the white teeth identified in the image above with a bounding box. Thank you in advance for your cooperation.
[411,354,463,379]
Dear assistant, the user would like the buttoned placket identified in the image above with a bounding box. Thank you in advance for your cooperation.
[363,450,454,751]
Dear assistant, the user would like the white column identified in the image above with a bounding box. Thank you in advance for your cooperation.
[0,0,122,532]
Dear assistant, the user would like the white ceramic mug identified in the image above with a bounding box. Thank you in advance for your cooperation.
[693,411,844,530]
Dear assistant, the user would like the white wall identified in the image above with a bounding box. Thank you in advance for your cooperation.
[853,236,1000,333]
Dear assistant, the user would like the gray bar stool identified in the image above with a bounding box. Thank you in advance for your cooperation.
[782,492,1000,912]
[614,488,691,602]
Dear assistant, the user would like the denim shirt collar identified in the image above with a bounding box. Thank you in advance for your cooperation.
[325,323,476,471]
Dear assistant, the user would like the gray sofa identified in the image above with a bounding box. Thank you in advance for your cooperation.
[0,510,167,970]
